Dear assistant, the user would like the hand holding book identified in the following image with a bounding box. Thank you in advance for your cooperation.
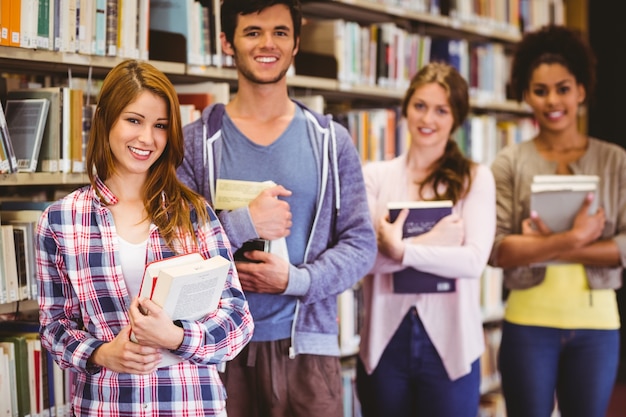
[387,201,457,294]
[408,212,464,246]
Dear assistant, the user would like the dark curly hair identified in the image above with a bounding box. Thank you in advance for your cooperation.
[510,25,596,103]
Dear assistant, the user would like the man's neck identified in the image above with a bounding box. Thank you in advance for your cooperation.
[228,78,294,122]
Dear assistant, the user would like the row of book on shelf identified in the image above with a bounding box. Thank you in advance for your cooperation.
[336,107,538,166]
[0,0,150,59]
[0,86,90,174]
[0,77,538,176]
[0,319,73,417]
[298,18,511,100]
[0,0,230,67]
[1,0,565,91]
[0,79,232,175]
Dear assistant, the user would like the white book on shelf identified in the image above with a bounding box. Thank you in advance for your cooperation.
[0,225,19,303]
[0,101,18,174]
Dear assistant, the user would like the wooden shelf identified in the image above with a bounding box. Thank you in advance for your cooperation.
[0,172,89,186]
[302,0,522,43]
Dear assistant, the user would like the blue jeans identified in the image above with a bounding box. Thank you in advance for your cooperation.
[356,308,480,417]
[499,321,620,417]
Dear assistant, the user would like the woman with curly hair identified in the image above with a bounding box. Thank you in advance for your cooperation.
[490,25,626,417]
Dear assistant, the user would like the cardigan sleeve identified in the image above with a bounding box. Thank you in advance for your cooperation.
[402,164,496,279]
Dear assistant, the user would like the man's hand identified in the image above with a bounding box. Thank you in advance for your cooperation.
[235,251,290,293]
[249,185,293,240]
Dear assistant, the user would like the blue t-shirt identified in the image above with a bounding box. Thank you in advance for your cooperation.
[220,106,317,341]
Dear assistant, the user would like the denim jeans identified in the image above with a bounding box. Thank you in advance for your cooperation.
[499,321,620,417]
[356,308,480,417]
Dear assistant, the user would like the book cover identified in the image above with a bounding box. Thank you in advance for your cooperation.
[93,0,107,56]
[104,0,117,56]
[0,0,11,46]
[0,101,18,174]
[530,175,600,232]
[11,225,30,301]
[4,98,50,172]
[0,224,19,303]
[0,341,18,417]
[388,200,456,294]
[8,87,62,172]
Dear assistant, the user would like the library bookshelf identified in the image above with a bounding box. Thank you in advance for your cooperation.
[0,1,576,416]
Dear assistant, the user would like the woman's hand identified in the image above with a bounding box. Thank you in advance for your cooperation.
[376,209,408,262]
[88,325,162,375]
[129,297,184,351]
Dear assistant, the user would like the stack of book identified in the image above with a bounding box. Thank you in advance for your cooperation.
[530,174,600,232]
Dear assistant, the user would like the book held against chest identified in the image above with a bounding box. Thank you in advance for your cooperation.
[530,174,600,232]
[388,200,456,294]
[132,252,231,367]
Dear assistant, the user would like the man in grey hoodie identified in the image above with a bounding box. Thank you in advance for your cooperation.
[177,0,376,416]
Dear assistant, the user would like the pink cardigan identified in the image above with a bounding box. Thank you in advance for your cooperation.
[360,154,496,381]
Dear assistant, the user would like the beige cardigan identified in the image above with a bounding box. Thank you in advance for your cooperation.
[490,137,626,290]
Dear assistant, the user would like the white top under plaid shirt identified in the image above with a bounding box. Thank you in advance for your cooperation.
[36,177,254,417]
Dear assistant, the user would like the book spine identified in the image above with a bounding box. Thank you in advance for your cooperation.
[104,0,117,56]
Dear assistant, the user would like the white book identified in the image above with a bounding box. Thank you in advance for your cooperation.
[133,253,230,368]
[0,225,19,303]
[0,346,14,417]
[530,174,600,234]
[4,98,50,172]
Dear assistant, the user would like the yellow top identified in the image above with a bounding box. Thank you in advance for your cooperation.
[504,264,620,329]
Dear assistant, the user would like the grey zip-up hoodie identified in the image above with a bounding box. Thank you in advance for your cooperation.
[178,101,377,357]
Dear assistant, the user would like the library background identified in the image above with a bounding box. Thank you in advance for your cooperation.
[0,0,624,416]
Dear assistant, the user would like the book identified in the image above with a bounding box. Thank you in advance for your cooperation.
[149,0,202,65]
[0,101,18,174]
[134,252,231,367]
[174,81,231,105]
[0,335,30,417]
[388,200,456,294]
[8,87,63,172]
[214,179,290,261]
[530,175,600,232]
[0,225,19,303]
[4,98,50,172]
[10,225,30,301]
[0,341,17,417]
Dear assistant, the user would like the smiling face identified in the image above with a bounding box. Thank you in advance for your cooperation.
[221,4,298,85]
[405,82,455,152]
[525,63,586,135]
[108,90,168,180]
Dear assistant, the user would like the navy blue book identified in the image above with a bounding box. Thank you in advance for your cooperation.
[388,200,456,294]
